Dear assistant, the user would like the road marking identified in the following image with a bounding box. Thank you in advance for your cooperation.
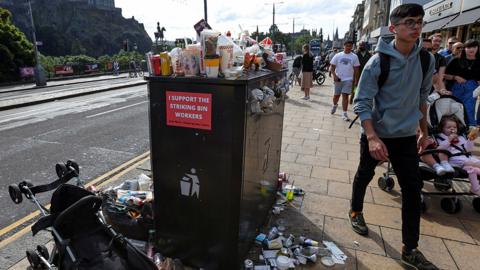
[0,151,150,248]
[85,101,148,118]
[0,87,145,121]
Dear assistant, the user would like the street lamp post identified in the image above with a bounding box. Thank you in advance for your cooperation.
[27,0,46,87]
[204,0,208,23]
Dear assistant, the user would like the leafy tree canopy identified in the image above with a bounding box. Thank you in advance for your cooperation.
[0,8,34,82]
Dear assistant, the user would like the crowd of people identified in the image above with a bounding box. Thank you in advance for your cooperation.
[291,3,480,270]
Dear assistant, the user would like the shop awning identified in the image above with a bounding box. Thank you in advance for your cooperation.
[422,15,457,33]
[443,8,480,29]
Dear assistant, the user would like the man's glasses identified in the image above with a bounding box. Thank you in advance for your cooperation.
[395,19,426,29]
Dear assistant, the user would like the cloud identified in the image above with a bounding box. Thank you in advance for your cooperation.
[116,0,360,41]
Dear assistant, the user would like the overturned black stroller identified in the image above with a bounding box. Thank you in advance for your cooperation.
[377,95,480,214]
[8,160,156,270]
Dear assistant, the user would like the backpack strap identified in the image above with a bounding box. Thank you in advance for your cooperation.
[419,49,431,83]
[377,52,390,89]
[378,49,430,90]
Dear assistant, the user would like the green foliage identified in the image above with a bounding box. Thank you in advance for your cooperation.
[0,8,35,82]
[294,34,315,54]
[37,49,145,77]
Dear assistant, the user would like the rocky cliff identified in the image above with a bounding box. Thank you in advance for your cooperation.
[2,0,152,57]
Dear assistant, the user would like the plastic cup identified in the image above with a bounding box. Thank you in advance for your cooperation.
[205,55,220,78]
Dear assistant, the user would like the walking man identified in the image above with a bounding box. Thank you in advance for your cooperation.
[330,40,360,121]
[430,33,449,94]
[351,4,438,269]
[350,42,371,103]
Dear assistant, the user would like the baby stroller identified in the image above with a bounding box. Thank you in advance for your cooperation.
[8,160,156,270]
[377,95,480,214]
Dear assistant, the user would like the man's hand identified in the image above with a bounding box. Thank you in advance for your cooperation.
[455,75,467,84]
[368,136,389,161]
[417,134,431,154]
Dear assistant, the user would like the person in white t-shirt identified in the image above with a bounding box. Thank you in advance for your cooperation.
[330,40,360,121]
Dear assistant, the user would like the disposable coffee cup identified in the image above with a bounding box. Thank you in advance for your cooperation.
[205,55,220,78]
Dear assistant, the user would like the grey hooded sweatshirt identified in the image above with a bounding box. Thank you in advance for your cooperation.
[353,37,435,138]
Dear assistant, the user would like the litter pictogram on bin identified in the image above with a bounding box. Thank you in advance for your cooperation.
[180,168,200,198]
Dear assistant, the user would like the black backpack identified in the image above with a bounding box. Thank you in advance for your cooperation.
[349,49,431,128]
[377,48,431,89]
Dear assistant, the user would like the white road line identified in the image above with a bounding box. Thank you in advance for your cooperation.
[0,87,145,121]
[86,101,147,118]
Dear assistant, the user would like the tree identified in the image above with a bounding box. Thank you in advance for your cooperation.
[294,34,313,54]
[0,8,35,82]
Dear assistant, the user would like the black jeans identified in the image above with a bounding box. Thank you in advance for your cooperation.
[351,135,422,250]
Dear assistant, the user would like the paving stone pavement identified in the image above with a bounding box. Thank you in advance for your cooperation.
[7,76,480,270]
[281,77,480,269]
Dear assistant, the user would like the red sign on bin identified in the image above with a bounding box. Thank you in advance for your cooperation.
[166,91,212,130]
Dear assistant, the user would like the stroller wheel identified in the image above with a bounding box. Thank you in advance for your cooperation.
[378,177,394,192]
[37,245,49,260]
[66,160,80,176]
[26,249,41,268]
[55,163,68,178]
[472,197,480,213]
[8,184,23,204]
[19,181,34,199]
[440,197,462,214]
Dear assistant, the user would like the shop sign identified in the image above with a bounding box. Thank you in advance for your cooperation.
[166,91,212,130]
[429,2,453,16]
[424,0,461,22]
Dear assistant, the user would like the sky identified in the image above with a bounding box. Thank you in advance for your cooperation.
[115,0,361,41]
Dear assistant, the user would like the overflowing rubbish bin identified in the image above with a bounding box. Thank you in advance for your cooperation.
[147,69,288,269]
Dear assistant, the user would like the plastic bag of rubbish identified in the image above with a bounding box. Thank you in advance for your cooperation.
[261,86,276,112]
[137,173,152,191]
[250,88,264,113]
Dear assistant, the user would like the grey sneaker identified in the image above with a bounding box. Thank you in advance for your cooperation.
[330,104,338,114]
[401,249,439,270]
[348,210,368,235]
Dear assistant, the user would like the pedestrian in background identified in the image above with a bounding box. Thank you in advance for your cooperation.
[352,4,438,269]
[439,36,458,57]
[327,48,338,77]
[430,33,449,95]
[113,60,119,76]
[445,42,463,65]
[292,55,302,86]
[444,39,480,126]
[351,42,371,104]
[330,40,360,121]
[422,38,432,51]
[300,44,314,100]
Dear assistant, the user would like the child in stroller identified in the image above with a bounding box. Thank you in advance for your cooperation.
[378,95,480,214]
[436,115,480,195]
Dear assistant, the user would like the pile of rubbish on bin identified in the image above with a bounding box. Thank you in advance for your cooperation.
[147,19,289,80]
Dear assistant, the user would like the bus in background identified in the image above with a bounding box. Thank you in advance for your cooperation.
[309,39,321,56]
